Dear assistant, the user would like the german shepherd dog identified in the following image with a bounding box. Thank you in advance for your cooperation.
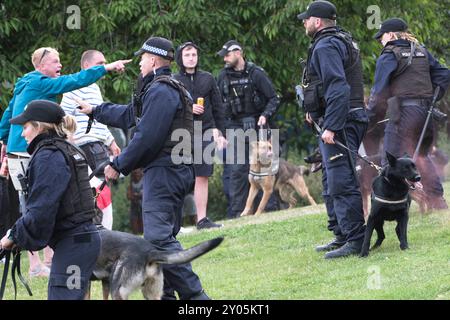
[240,141,317,217]
[90,228,223,300]
[360,152,421,257]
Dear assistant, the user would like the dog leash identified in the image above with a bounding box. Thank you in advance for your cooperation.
[250,124,278,178]
[0,249,11,299]
[88,161,110,199]
[0,248,33,300]
[311,120,382,174]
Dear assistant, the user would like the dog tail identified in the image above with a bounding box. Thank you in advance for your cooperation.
[298,165,310,176]
[154,237,224,265]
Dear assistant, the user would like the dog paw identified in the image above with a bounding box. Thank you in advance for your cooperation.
[400,245,409,250]
[360,252,369,258]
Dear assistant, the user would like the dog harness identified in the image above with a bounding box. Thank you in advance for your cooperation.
[249,158,280,180]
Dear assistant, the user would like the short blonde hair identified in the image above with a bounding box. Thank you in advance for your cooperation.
[31,47,59,68]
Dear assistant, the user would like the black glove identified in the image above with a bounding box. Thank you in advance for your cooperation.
[242,116,256,131]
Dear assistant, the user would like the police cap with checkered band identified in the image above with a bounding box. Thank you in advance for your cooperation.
[134,36,175,61]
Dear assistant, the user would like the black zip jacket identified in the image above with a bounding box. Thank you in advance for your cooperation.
[173,70,225,134]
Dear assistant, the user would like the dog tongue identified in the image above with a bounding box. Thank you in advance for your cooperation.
[406,179,423,190]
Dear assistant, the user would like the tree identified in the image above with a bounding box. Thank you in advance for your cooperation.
[1,0,448,152]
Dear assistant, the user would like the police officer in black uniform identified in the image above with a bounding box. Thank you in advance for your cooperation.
[77,37,210,300]
[368,18,450,210]
[217,40,280,219]
[298,1,368,259]
[0,100,100,299]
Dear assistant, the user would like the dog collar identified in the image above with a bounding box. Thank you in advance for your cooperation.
[372,193,408,204]
[249,159,279,178]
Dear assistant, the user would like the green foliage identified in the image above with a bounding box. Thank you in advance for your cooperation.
[111,177,132,232]
[0,0,448,228]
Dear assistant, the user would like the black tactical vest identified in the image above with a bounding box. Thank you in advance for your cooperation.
[136,75,194,163]
[302,28,365,115]
[221,62,265,118]
[382,43,433,99]
[28,137,96,227]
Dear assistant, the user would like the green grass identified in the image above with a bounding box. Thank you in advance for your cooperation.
[2,183,450,300]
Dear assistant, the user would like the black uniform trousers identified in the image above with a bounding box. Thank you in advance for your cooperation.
[383,103,444,200]
[319,120,367,242]
[47,223,100,300]
[224,119,253,218]
[141,164,203,299]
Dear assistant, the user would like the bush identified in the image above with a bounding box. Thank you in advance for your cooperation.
[111,176,131,232]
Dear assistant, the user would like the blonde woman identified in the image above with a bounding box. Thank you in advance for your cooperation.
[0,100,100,300]
[368,18,450,210]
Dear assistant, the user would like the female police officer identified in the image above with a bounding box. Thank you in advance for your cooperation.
[368,18,450,210]
[0,100,100,300]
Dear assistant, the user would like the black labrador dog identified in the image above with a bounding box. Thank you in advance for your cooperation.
[360,152,421,257]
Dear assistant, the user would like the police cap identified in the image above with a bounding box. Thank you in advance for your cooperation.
[297,1,337,21]
[217,40,243,57]
[373,18,408,39]
[134,36,175,61]
[10,100,65,125]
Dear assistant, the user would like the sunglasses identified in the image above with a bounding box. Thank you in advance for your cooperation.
[38,49,49,64]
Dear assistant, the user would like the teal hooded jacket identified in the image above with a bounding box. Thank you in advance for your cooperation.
[0,65,107,153]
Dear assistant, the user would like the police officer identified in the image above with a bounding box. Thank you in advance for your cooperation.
[174,41,226,229]
[217,40,280,219]
[298,0,368,258]
[0,100,100,299]
[77,37,210,300]
[368,18,450,210]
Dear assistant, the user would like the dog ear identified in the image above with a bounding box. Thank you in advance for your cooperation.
[386,151,397,167]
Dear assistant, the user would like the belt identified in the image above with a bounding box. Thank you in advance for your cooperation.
[7,154,30,159]
[401,98,431,106]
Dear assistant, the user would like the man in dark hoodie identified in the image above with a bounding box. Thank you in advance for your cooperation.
[174,41,226,229]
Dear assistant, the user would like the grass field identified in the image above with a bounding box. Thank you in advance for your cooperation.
[2,183,450,300]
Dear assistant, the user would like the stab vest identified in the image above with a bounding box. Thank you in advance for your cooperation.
[134,75,194,162]
[302,28,365,115]
[221,62,265,118]
[382,43,433,99]
[28,137,96,226]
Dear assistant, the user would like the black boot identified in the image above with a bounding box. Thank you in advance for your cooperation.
[188,290,211,300]
[315,237,346,252]
[324,239,363,259]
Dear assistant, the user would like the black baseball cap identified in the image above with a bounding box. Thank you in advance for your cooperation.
[217,40,243,57]
[10,100,65,125]
[297,1,337,20]
[373,18,408,39]
[134,36,175,60]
